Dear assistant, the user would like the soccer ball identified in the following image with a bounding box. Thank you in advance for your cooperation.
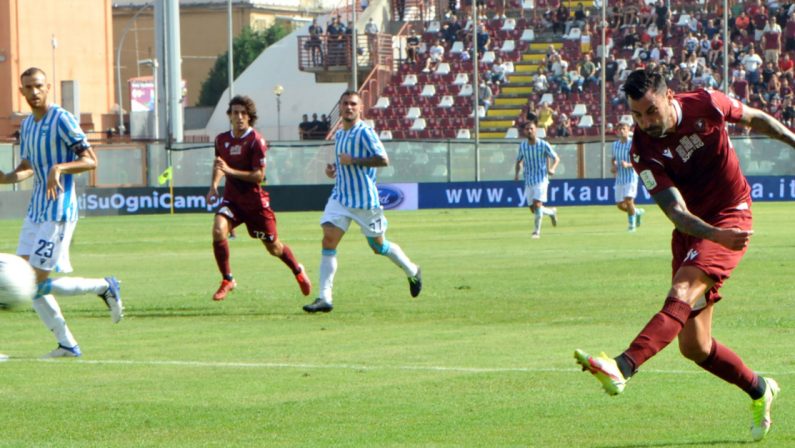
[0,253,36,310]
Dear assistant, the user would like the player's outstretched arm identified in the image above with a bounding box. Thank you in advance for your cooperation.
[653,187,752,251]
[739,105,795,149]
[0,160,33,184]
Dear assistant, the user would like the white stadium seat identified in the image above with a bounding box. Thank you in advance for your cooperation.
[405,107,421,119]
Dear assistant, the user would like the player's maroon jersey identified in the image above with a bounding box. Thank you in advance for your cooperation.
[631,89,750,221]
[214,128,269,208]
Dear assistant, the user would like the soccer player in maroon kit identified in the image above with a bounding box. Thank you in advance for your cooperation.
[575,69,792,441]
[206,95,311,301]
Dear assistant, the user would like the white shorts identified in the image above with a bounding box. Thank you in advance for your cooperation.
[614,182,638,202]
[16,217,76,273]
[525,181,549,204]
[320,198,388,237]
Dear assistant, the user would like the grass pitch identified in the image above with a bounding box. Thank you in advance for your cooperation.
[0,205,792,447]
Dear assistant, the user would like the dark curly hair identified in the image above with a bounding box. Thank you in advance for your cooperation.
[227,95,258,126]
[623,68,668,101]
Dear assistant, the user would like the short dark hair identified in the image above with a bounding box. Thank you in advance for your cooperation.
[226,95,257,126]
[623,69,667,101]
[525,112,538,125]
[20,67,46,81]
[339,90,361,101]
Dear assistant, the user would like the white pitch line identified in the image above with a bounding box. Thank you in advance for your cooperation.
[18,358,792,376]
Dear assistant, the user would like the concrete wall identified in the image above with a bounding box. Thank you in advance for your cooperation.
[0,0,115,138]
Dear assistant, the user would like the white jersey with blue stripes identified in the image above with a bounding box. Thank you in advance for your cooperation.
[330,120,386,209]
[516,138,557,186]
[19,105,89,223]
[612,138,638,186]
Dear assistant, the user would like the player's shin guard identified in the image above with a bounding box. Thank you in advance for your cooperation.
[622,296,692,372]
[698,338,762,399]
[47,277,109,296]
[318,249,337,303]
[277,244,301,274]
[212,240,232,278]
[32,294,77,348]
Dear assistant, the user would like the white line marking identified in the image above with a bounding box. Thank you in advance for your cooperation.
[16,358,792,376]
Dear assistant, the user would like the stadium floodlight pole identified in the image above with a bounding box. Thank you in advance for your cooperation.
[472,5,480,181]
[228,0,234,100]
[138,59,159,140]
[722,0,728,94]
[116,3,153,136]
[274,85,284,140]
[600,0,607,178]
[351,0,358,90]
[51,35,57,104]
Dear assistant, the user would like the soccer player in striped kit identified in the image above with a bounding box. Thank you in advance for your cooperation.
[0,68,123,358]
[611,120,644,231]
[513,114,559,239]
[302,91,422,313]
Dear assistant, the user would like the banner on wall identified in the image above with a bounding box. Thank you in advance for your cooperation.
[417,176,795,209]
[378,183,418,210]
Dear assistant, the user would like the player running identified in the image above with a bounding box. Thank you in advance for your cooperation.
[302,91,422,313]
[206,95,311,301]
[514,114,559,239]
[0,67,123,358]
[611,119,644,231]
[575,69,790,441]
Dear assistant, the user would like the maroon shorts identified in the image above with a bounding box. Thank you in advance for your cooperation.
[216,200,278,242]
[671,206,752,304]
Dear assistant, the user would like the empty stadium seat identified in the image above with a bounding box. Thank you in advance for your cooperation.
[438,95,455,108]
[505,127,519,138]
[374,97,390,109]
[379,130,393,140]
[453,73,469,85]
[456,128,471,139]
[364,119,376,129]
[536,127,546,139]
[406,107,422,119]
[538,93,554,105]
[577,115,594,128]
[401,74,418,87]
[410,118,427,131]
[427,21,441,33]
[435,62,451,75]
[501,18,516,31]
[450,41,464,54]
[619,115,633,126]
[481,51,496,64]
[564,27,581,41]
[421,85,437,97]
[470,105,486,118]
[459,84,474,96]
[500,40,516,53]
[520,29,535,42]
[571,104,587,117]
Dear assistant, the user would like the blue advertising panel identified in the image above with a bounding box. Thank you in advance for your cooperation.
[418,176,795,209]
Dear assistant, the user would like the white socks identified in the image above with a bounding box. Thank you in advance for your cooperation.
[318,250,337,303]
[32,295,78,349]
[49,277,108,296]
[384,242,418,277]
[534,208,543,234]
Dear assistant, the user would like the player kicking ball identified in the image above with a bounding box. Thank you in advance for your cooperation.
[206,95,311,301]
[575,69,788,441]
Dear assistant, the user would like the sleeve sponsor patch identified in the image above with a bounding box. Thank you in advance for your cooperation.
[639,169,657,190]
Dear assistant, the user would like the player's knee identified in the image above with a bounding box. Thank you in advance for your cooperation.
[211,226,226,241]
[367,237,390,255]
[265,241,282,256]
[678,340,710,362]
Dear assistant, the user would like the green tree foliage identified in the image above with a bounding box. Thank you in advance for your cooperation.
[197,24,290,107]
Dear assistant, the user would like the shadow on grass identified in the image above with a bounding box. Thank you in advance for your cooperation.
[597,440,753,448]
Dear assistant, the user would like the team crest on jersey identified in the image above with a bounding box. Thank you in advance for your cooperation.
[662,148,673,159]
[632,153,640,163]
[230,144,242,155]
[694,119,706,132]
[675,134,704,162]
[225,142,230,148]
